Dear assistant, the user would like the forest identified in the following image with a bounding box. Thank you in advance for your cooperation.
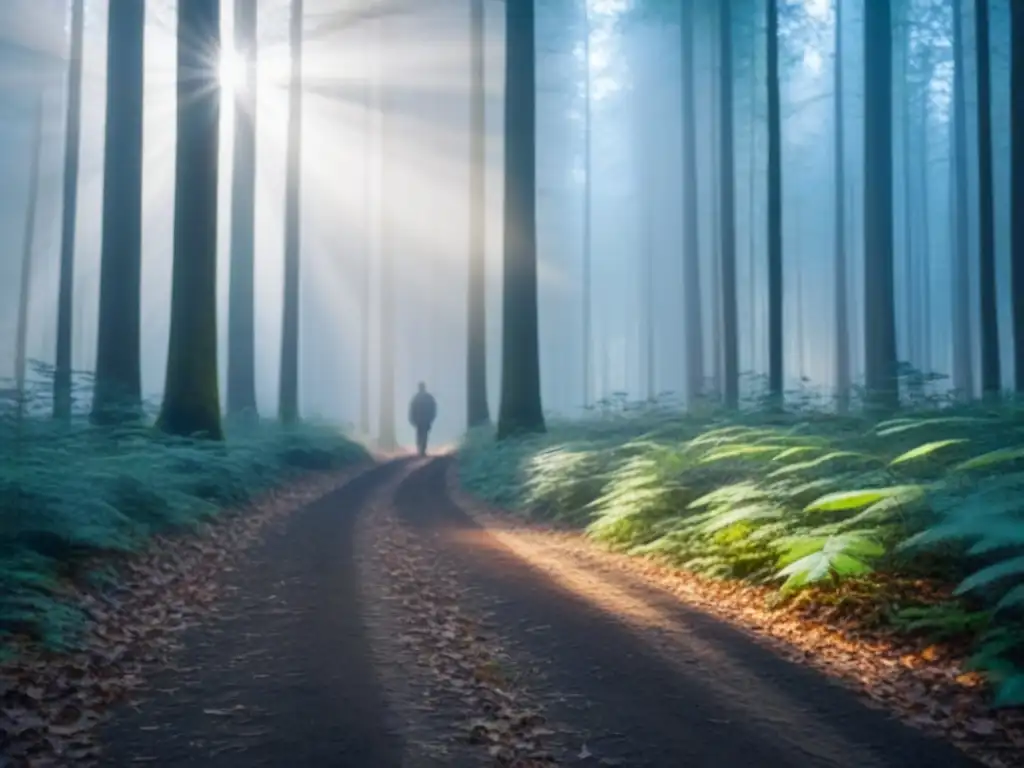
[1,0,1023,766]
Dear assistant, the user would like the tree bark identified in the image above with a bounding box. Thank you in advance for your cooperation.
[975,0,1000,397]
[466,0,490,427]
[159,0,223,440]
[680,0,704,404]
[863,0,899,410]
[226,0,258,422]
[496,0,545,439]
[54,0,84,421]
[951,0,974,398]
[833,0,850,412]
[720,0,738,409]
[1012,0,1024,392]
[278,0,303,424]
[92,1,145,423]
[766,0,784,403]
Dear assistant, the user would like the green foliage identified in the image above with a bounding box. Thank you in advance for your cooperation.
[458,399,1024,707]
[0,374,368,649]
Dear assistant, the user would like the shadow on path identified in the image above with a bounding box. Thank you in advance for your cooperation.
[394,457,981,768]
[101,460,410,768]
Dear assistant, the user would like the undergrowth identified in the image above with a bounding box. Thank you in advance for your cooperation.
[0,369,369,653]
[458,395,1024,707]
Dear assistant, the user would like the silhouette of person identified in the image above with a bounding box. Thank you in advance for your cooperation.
[408,382,437,456]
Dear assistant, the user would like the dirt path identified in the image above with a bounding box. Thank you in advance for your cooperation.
[94,457,986,768]
[393,458,983,768]
[99,460,413,767]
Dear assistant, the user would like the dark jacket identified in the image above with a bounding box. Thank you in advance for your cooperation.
[409,391,437,430]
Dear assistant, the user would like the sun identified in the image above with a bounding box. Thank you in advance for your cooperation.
[219,48,246,97]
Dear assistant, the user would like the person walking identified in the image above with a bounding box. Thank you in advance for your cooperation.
[408,382,437,456]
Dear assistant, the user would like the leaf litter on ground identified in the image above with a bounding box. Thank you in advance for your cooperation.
[0,463,372,767]
[446,465,1024,768]
[357,491,567,767]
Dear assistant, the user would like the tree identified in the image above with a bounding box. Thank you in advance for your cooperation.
[54,0,84,421]
[581,0,593,409]
[680,0,703,404]
[766,0,784,403]
[496,0,545,439]
[226,0,259,422]
[833,0,850,412]
[1012,0,1024,392]
[466,0,490,427]
[15,94,44,411]
[92,1,145,423]
[378,17,397,450]
[279,0,303,424]
[950,0,973,398]
[719,0,739,409]
[158,0,223,440]
[974,0,999,397]
[863,0,898,409]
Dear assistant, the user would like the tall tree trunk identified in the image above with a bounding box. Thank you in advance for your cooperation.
[720,0,738,408]
[466,0,490,427]
[158,0,223,440]
[951,0,974,398]
[278,0,303,424]
[54,0,84,421]
[378,19,397,450]
[360,75,373,435]
[1012,0,1024,393]
[862,0,898,410]
[916,66,933,377]
[496,0,545,439]
[833,0,850,412]
[975,0,1000,397]
[226,0,258,422]
[92,1,145,423]
[15,94,44,410]
[581,0,593,409]
[900,12,916,367]
[766,0,783,403]
[680,0,704,404]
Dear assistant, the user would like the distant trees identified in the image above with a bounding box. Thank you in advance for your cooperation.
[15,95,44,407]
[496,0,545,439]
[833,0,850,413]
[718,0,738,409]
[226,0,259,422]
[158,0,223,440]
[766,0,783,403]
[92,2,146,422]
[54,0,84,421]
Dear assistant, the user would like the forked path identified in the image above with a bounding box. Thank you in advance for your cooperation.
[99,457,982,768]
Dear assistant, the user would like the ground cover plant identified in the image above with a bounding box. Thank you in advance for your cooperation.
[458,393,1024,708]
[0,372,369,654]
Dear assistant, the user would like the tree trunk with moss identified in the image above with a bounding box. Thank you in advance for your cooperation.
[226,0,258,423]
[158,0,223,440]
[278,0,303,424]
[54,0,84,421]
[92,1,145,423]
[496,0,545,440]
